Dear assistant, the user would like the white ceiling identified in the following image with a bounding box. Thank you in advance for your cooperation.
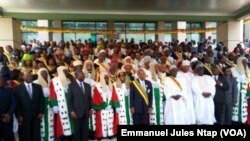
[0,0,249,16]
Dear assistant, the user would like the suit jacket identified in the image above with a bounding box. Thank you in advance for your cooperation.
[130,79,153,114]
[218,76,238,104]
[214,75,230,103]
[14,83,44,120]
[68,81,92,118]
[0,87,15,117]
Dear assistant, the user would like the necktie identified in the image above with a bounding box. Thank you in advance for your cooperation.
[80,82,85,94]
[28,84,32,99]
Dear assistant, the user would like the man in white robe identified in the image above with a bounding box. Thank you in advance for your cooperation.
[177,60,196,124]
[191,61,216,125]
[164,65,187,125]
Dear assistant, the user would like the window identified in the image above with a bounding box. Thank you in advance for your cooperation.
[165,23,172,30]
[114,22,156,43]
[186,22,202,41]
[62,21,107,42]
[158,22,172,43]
[21,21,38,44]
[210,22,217,40]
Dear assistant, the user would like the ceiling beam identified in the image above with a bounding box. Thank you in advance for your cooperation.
[234,4,250,20]
[3,12,234,22]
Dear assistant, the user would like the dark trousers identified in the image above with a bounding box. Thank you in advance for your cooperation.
[19,117,41,141]
[215,103,232,125]
[73,116,89,141]
[60,135,73,141]
[133,113,149,125]
[0,120,14,141]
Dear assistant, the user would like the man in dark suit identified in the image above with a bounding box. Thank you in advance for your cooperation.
[213,66,230,125]
[68,70,92,141]
[14,70,44,141]
[218,67,238,125]
[0,75,15,141]
[130,68,153,125]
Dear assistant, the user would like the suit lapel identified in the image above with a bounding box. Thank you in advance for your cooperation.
[31,84,35,100]
[21,83,32,100]
[76,82,85,95]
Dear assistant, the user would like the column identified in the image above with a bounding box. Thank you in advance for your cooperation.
[156,21,165,42]
[53,20,62,43]
[202,22,213,39]
[37,20,49,43]
[244,23,250,40]
[172,21,186,42]
[217,20,243,52]
[0,17,21,49]
[107,20,115,40]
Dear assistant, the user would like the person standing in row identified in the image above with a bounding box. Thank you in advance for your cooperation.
[68,70,93,141]
[164,65,187,125]
[0,75,15,141]
[130,69,153,125]
[191,62,216,125]
[15,70,44,141]
[49,66,75,141]
[34,68,54,141]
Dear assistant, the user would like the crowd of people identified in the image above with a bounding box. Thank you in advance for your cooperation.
[0,37,250,141]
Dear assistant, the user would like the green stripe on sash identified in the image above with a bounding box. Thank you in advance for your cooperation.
[154,88,161,125]
[125,96,131,125]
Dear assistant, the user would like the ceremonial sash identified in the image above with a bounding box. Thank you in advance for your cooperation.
[13,80,20,85]
[96,62,107,71]
[197,54,203,60]
[167,58,172,65]
[73,55,79,61]
[175,52,182,59]
[32,68,37,74]
[109,77,116,83]
[95,72,100,82]
[216,65,224,75]
[203,64,213,75]
[132,80,149,106]
[64,63,73,72]
[42,57,52,71]
[169,76,182,91]
[160,77,165,85]
[226,61,236,67]
[186,52,191,59]
[4,52,11,62]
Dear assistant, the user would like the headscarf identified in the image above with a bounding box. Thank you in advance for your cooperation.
[99,70,112,92]
[83,60,95,80]
[236,56,250,76]
[57,66,70,87]
[34,68,50,88]
[149,61,158,81]
[115,70,130,89]
[21,54,33,66]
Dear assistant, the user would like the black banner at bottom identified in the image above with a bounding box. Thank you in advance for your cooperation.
[117,125,250,141]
